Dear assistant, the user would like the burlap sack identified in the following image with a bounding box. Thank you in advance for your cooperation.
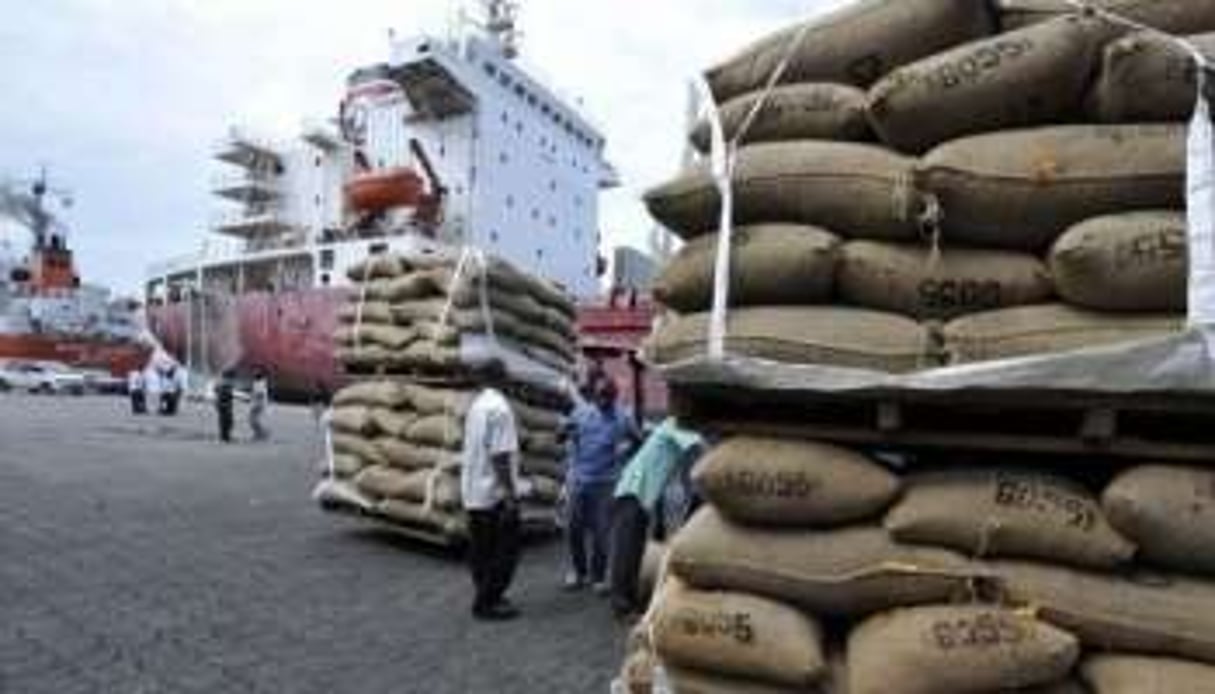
[644,141,920,242]
[331,454,366,479]
[346,253,407,281]
[428,257,576,321]
[511,399,564,432]
[690,83,871,152]
[354,465,423,500]
[993,559,1215,664]
[337,301,394,325]
[660,667,824,694]
[706,0,996,100]
[375,438,459,472]
[1082,654,1215,693]
[653,584,825,687]
[379,272,441,303]
[405,413,463,450]
[654,225,841,313]
[885,469,1135,569]
[647,306,930,373]
[1050,211,1187,312]
[944,304,1184,364]
[693,437,900,527]
[404,384,475,416]
[376,498,467,537]
[838,240,1053,321]
[669,507,990,616]
[332,434,388,467]
[522,432,565,459]
[849,604,1079,694]
[999,0,1215,34]
[335,345,405,370]
[521,455,564,479]
[868,15,1115,153]
[333,381,411,409]
[1090,31,1215,123]
[917,124,1186,250]
[333,323,415,350]
[367,408,416,439]
[1103,465,1215,576]
[329,406,379,437]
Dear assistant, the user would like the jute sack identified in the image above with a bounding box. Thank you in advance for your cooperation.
[376,498,467,537]
[867,15,1115,153]
[646,306,930,373]
[653,225,841,313]
[669,507,990,616]
[346,253,408,281]
[917,124,1186,250]
[333,381,411,409]
[944,304,1184,364]
[690,83,871,153]
[998,0,1215,34]
[1082,654,1215,693]
[360,467,460,510]
[337,301,394,325]
[848,604,1079,694]
[404,384,475,417]
[329,406,379,436]
[653,584,825,687]
[693,437,900,527]
[405,413,464,450]
[1103,465,1215,576]
[705,0,996,100]
[521,455,564,479]
[367,408,416,439]
[332,434,389,467]
[644,141,920,242]
[1090,31,1215,123]
[885,469,1135,569]
[993,559,1215,664]
[333,323,415,350]
[838,240,1053,321]
[375,438,459,472]
[660,667,826,694]
[331,454,366,479]
[1050,211,1187,312]
[335,345,405,370]
[354,465,422,500]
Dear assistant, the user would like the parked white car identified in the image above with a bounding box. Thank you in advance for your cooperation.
[0,360,87,395]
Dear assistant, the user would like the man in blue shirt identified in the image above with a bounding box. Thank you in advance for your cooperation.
[563,375,639,592]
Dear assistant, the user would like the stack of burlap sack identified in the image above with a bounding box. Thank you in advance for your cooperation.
[323,251,574,539]
[617,437,1215,693]
[645,0,1215,373]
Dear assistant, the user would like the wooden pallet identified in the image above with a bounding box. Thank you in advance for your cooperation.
[321,499,559,549]
[670,385,1215,463]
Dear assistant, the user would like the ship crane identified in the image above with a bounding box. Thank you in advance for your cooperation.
[0,170,79,291]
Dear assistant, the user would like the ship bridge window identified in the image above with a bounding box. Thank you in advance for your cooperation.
[499,74,511,89]
[320,249,335,270]
[514,84,524,98]
[483,62,497,77]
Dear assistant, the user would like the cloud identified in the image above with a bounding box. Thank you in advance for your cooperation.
[0,0,843,295]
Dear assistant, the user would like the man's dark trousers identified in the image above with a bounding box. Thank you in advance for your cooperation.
[467,502,522,614]
[608,494,648,615]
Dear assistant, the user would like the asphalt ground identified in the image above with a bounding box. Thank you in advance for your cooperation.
[0,393,626,693]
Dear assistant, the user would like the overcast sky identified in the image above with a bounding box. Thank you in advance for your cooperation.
[0,0,845,295]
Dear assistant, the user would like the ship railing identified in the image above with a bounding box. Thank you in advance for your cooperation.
[213,127,283,168]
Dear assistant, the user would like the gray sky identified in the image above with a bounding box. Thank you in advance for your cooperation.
[0,0,841,295]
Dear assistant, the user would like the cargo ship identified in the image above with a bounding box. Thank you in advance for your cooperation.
[145,1,661,407]
[0,172,147,375]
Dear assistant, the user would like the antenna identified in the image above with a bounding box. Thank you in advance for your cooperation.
[479,0,521,59]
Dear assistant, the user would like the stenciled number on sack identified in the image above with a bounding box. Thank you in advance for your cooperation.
[918,279,1003,313]
[719,470,817,499]
[993,474,1096,531]
[930,612,1028,651]
[674,608,756,645]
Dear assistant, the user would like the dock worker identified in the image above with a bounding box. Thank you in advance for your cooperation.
[127,369,146,415]
[608,417,705,618]
[249,370,270,441]
[214,369,236,443]
[460,361,523,621]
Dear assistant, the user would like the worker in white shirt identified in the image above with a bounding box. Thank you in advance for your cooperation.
[249,370,270,441]
[460,362,523,621]
[127,370,146,415]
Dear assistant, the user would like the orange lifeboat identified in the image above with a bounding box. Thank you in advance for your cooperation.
[344,167,425,213]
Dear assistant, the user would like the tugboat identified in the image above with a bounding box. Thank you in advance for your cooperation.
[0,170,148,376]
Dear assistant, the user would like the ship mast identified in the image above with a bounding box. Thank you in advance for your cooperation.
[479,0,521,59]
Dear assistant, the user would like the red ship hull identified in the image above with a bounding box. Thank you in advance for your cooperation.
[0,334,149,376]
[147,287,666,412]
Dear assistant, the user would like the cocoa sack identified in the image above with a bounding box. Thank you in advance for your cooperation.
[848,605,1079,694]
[885,469,1135,569]
[690,83,871,152]
[346,253,407,281]
[404,384,475,417]
[332,381,411,409]
[354,465,422,500]
[653,584,825,687]
[653,225,841,313]
[337,301,394,325]
[333,323,416,350]
[916,124,1186,250]
[646,306,930,373]
[1103,465,1215,576]
[868,15,1114,153]
[332,434,388,467]
[660,667,828,694]
[367,408,416,439]
[944,304,1184,364]
[693,437,900,527]
[1090,31,1215,122]
[1082,654,1215,693]
[838,240,1053,321]
[644,141,920,242]
[993,559,1215,664]
[376,499,467,537]
[405,414,464,450]
[668,507,989,616]
[706,0,996,100]
[331,454,366,479]
[999,0,1215,34]
[329,406,379,436]
[1050,211,1187,312]
[375,438,459,472]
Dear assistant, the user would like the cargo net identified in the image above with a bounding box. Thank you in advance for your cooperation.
[313,246,576,543]
[619,3,1215,693]
[641,0,1215,398]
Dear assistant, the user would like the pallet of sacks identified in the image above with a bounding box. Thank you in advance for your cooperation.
[616,436,1215,693]
[317,249,575,544]
[643,0,1215,384]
